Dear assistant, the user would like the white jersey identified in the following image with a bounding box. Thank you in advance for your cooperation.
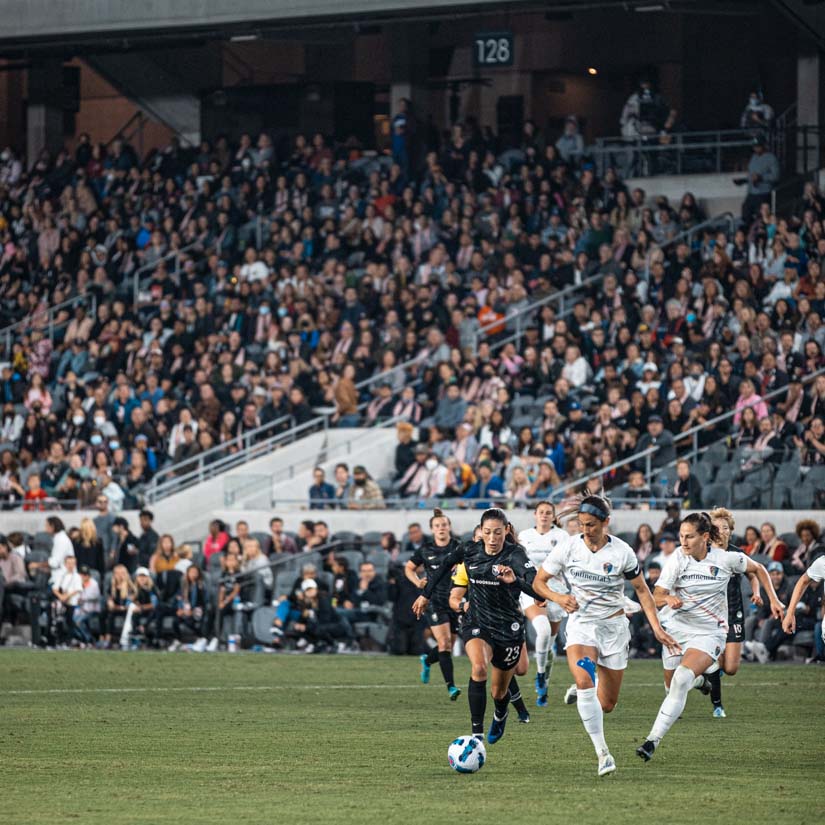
[657,546,748,636]
[542,534,640,620]
[518,526,569,595]
[807,556,825,584]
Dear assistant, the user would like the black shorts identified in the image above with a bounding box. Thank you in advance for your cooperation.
[726,617,745,644]
[461,624,524,671]
[426,601,457,632]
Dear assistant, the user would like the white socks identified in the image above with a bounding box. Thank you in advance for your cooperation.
[576,687,608,756]
[532,615,552,673]
[648,665,694,744]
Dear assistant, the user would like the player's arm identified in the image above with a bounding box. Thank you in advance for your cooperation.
[744,558,784,619]
[449,584,467,613]
[412,546,464,617]
[652,585,682,609]
[495,546,542,598]
[745,569,763,605]
[530,545,579,612]
[781,572,812,634]
[631,572,681,655]
[404,559,427,590]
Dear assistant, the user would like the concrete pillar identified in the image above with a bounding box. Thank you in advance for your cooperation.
[27,58,65,163]
[796,51,824,174]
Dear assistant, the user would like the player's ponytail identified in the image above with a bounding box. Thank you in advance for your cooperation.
[429,507,451,527]
[681,511,722,545]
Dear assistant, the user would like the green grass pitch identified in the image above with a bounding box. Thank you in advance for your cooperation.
[2,651,823,825]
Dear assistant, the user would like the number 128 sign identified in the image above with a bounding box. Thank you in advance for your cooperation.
[473,32,514,67]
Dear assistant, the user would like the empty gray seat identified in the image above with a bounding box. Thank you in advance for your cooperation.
[361,531,384,549]
[251,606,279,644]
[366,550,390,573]
[694,461,715,486]
[702,483,731,508]
[33,532,53,553]
[331,531,360,550]
[704,442,729,468]
[715,463,740,484]
[731,482,759,508]
[333,549,365,571]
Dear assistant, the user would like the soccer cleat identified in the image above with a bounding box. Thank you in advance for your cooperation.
[696,676,712,696]
[487,712,509,744]
[206,637,219,653]
[636,740,656,762]
[576,656,597,684]
[597,752,617,776]
[517,707,531,724]
[448,685,462,701]
[713,706,727,719]
[419,654,431,684]
[535,672,548,707]
[564,685,578,704]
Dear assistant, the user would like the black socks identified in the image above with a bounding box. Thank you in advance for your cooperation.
[438,651,455,688]
[468,678,487,734]
[493,693,510,722]
[426,647,440,665]
[508,677,526,715]
[707,669,723,708]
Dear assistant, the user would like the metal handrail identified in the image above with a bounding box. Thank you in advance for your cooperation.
[575,366,825,499]
[144,412,320,504]
[590,128,757,178]
[145,412,296,498]
[0,291,97,356]
[224,415,404,508]
[471,273,605,353]
[660,365,825,469]
[130,236,219,310]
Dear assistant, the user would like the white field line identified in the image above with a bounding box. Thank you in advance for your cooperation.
[3,682,788,696]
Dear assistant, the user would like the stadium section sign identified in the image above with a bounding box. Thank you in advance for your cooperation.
[472,31,514,67]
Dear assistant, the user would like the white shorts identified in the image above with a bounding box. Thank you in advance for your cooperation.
[564,613,631,671]
[519,590,567,623]
[661,629,727,671]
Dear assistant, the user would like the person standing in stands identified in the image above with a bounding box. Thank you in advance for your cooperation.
[742,137,779,225]
[137,509,159,568]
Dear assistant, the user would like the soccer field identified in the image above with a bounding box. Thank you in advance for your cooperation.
[2,651,823,825]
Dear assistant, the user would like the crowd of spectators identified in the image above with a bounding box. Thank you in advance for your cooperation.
[0,110,823,520]
[1,509,821,661]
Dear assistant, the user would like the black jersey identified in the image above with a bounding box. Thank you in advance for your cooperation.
[424,539,537,644]
[726,544,746,619]
[411,537,460,606]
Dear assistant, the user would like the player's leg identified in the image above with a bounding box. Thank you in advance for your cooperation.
[465,638,490,738]
[638,647,714,761]
[419,624,438,683]
[566,642,613,774]
[524,601,552,706]
[487,640,524,743]
[508,642,531,723]
[430,621,460,698]
[595,665,624,714]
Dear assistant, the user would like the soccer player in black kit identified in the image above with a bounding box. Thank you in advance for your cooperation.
[413,508,538,745]
[405,509,462,700]
[704,507,762,717]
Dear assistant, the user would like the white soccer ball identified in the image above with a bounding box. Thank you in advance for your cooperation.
[447,735,486,773]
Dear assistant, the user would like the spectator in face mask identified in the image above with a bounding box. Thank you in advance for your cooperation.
[740,90,774,137]
[346,465,385,510]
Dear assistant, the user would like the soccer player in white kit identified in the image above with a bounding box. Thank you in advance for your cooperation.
[532,495,680,777]
[781,553,825,653]
[517,501,572,707]
[636,512,784,762]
